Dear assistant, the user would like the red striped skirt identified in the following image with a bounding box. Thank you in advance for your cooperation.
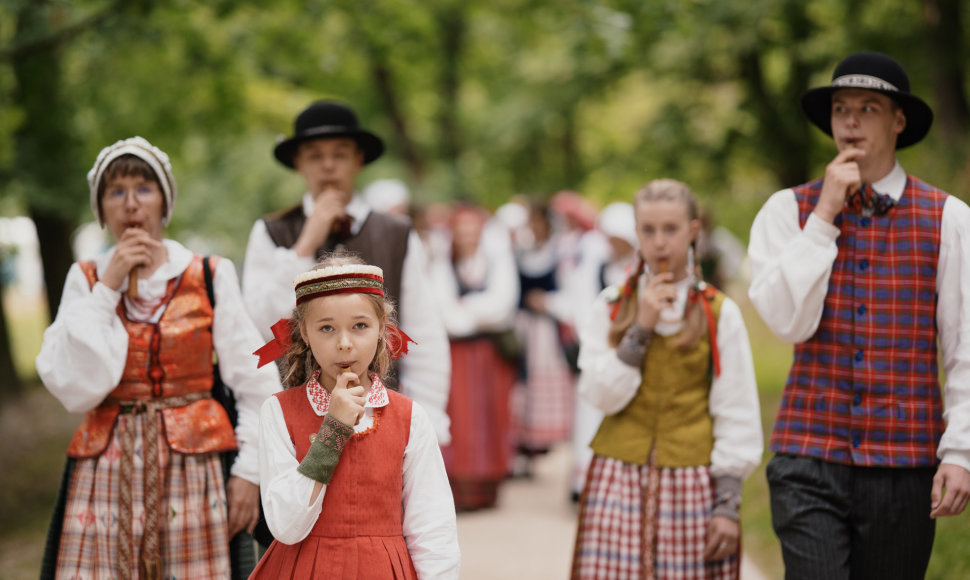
[440,336,516,508]
[571,455,740,580]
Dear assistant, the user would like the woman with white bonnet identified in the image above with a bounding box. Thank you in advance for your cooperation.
[37,136,280,579]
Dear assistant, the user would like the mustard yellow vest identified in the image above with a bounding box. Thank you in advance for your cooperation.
[590,290,724,467]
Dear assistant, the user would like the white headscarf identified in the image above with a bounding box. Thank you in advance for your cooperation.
[87,136,177,227]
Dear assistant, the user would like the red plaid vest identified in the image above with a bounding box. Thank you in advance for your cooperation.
[770,175,948,467]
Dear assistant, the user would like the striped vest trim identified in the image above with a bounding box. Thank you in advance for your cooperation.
[770,176,947,467]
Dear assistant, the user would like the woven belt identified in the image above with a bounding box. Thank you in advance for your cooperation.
[106,391,211,580]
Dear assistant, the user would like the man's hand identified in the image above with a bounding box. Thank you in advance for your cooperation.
[293,189,348,257]
[226,476,260,537]
[702,515,740,561]
[930,463,970,518]
[814,148,865,223]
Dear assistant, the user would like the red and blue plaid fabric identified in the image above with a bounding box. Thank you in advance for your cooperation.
[770,176,948,467]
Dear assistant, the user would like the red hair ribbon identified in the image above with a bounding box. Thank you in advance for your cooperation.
[386,324,417,360]
[689,285,721,377]
[254,318,294,368]
[609,280,634,321]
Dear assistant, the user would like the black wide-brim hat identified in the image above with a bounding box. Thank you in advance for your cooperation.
[800,51,933,149]
[274,100,385,168]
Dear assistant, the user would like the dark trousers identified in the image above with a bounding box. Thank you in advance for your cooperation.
[766,453,936,580]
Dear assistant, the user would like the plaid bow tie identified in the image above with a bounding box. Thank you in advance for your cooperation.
[845,183,895,216]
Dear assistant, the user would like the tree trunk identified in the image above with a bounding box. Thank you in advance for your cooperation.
[29,209,76,320]
[562,106,581,187]
[348,4,427,184]
[370,59,427,182]
[435,4,465,197]
[12,0,83,324]
[737,1,814,187]
[0,272,23,402]
[924,0,970,142]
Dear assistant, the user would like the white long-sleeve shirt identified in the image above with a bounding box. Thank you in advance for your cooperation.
[429,221,520,337]
[242,194,452,445]
[36,240,281,484]
[747,161,970,472]
[257,393,460,579]
[577,276,763,480]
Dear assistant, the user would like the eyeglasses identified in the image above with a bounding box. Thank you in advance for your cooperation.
[102,185,161,206]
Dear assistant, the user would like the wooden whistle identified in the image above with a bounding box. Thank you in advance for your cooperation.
[657,258,672,304]
[127,225,140,297]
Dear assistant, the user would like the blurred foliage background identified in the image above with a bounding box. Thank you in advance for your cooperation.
[2,0,970,577]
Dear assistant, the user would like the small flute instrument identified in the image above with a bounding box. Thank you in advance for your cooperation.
[127,225,140,297]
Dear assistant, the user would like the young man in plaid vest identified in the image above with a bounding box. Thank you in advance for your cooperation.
[748,51,970,579]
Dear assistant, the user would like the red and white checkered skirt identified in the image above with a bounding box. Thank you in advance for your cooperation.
[513,311,574,450]
[55,413,230,579]
[571,454,739,579]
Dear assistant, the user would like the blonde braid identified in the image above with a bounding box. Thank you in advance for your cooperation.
[608,256,645,348]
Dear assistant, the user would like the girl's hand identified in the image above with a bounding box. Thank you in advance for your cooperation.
[327,371,367,426]
[703,515,740,561]
[101,229,164,291]
[634,271,676,330]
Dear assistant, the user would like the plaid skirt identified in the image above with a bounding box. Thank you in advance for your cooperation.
[54,412,230,579]
[513,311,574,450]
[572,455,739,580]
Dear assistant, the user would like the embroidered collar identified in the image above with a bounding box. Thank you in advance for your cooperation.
[305,371,389,416]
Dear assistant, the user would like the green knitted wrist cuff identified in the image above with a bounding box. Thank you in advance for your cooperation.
[296,415,354,484]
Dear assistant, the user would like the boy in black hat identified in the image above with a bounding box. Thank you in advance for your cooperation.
[748,51,970,578]
[242,100,452,446]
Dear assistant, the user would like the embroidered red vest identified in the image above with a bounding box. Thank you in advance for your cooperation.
[273,385,417,577]
[66,255,237,458]
[770,176,947,467]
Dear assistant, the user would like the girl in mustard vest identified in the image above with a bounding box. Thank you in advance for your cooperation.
[571,179,762,580]
[249,255,460,579]
[37,137,281,579]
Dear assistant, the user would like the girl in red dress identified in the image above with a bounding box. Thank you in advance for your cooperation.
[249,255,460,579]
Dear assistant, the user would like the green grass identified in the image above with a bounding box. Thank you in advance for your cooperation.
[3,290,46,382]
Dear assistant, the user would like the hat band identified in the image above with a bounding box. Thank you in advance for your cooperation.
[295,274,385,305]
[832,74,899,93]
[302,124,357,137]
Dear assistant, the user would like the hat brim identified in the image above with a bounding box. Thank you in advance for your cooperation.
[801,86,934,149]
[273,129,385,168]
